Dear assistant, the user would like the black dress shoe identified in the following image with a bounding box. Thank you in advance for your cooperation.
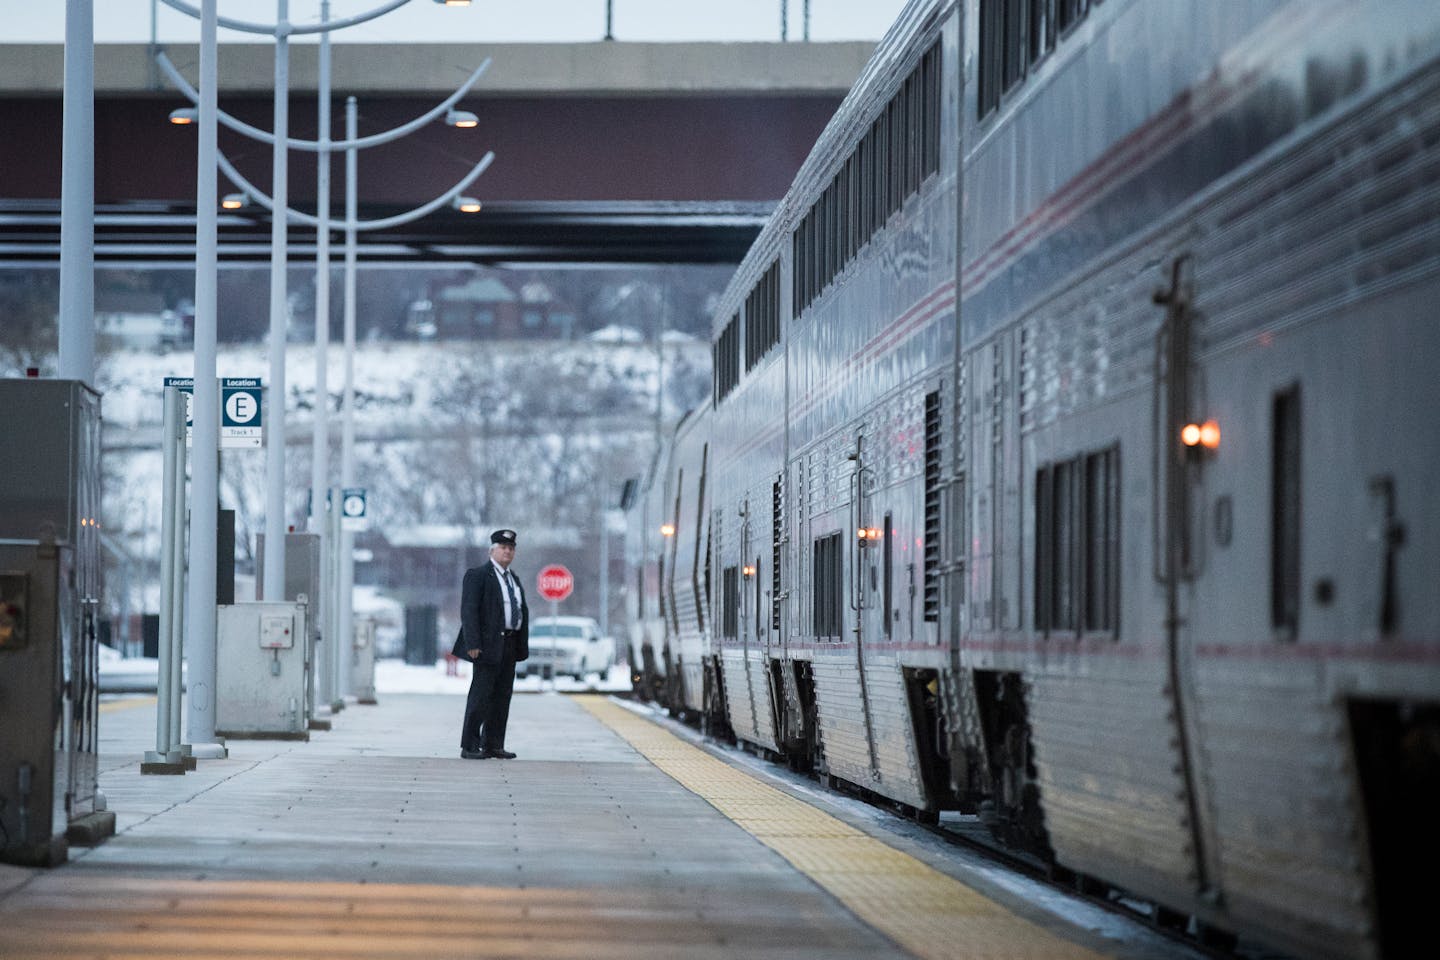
[481,748,516,759]
[460,749,486,759]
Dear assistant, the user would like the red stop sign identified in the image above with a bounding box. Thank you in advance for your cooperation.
[536,564,574,601]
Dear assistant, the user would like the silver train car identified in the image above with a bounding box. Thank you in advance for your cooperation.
[625,1,1440,956]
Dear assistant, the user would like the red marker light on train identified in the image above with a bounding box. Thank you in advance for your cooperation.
[1199,420,1221,449]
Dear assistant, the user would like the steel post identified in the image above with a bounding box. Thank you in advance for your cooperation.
[148,387,180,764]
[339,96,359,693]
[58,0,95,385]
[310,0,332,646]
[184,0,225,759]
[262,0,291,604]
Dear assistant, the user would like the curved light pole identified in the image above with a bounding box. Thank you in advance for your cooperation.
[159,0,482,734]
[210,146,492,713]
[157,0,450,617]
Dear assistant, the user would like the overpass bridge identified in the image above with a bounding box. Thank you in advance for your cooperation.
[0,41,871,265]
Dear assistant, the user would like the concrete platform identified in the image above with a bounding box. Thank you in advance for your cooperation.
[0,692,1203,959]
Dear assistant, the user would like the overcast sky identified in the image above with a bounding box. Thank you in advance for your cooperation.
[5,1,908,44]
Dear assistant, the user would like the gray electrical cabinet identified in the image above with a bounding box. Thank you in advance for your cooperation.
[0,377,109,866]
[351,616,377,704]
[255,531,321,717]
[215,601,311,739]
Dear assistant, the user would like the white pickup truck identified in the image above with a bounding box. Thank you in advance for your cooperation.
[518,615,614,681]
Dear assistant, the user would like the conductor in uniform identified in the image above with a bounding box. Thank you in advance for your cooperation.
[454,528,529,759]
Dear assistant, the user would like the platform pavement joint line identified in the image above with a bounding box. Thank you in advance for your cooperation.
[576,695,1109,960]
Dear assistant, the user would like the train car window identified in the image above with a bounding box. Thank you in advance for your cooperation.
[797,212,809,315]
[923,390,942,621]
[791,228,802,314]
[1030,0,1056,64]
[859,131,873,244]
[1035,443,1119,637]
[978,0,1001,116]
[807,205,816,308]
[981,1,1087,119]
[1002,0,1026,93]
[923,43,941,179]
[1083,447,1119,633]
[820,183,832,294]
[1035,467,1053,632]
[874,112,890,228]
[1052,459,1078,631]
[715,313,740,402]
[658,551,668,625]
[840,156,852,263]
[722,565,739,640]
[744,260,781,370]
[888,96,904,216]
[826,180,837,291]
[812,532,843,639]
[1057,0,1088,34]
[1272,386,1302,636]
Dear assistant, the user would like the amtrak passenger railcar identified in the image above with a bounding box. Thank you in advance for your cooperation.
[626,2,1440,957]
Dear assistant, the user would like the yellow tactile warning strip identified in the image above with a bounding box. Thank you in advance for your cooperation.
[576,695,1107,960]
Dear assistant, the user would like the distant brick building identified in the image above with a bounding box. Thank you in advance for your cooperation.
[406,275,578,341]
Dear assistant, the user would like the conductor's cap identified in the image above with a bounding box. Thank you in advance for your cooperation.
[490,529,517,546]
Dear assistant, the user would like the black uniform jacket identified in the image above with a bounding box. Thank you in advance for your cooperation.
[451,563,530,665]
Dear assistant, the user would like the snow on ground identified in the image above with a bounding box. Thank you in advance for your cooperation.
[100,652,630,697]
[374,658,632,696]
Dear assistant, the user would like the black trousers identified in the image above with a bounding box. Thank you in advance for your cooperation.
[460,651,518,751]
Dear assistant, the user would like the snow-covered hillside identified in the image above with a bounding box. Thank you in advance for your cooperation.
[97,336,708,616]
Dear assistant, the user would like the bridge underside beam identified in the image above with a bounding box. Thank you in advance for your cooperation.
[0,199,772,267]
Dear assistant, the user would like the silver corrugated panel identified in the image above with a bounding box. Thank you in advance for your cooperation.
[1028,671,1197,903]
[811,651,874,786]
[722,651,760,744]
[680,656,706,714]
[864,662,927,809]
[745,650,781,751]
[1195,661,1371,960]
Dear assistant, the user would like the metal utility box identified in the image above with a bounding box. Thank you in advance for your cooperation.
[215,601,311,739]
[0,378,106,866]
[256,532,321,611]
[0,544,82,865]
[255,531,322,712]
[351,616,377,704]
[0,379,102,548]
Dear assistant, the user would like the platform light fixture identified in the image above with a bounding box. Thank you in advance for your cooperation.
[660,523,676,537]
[169,107,198,125]
[453,196,482,213]
[446,109,479,128]
[434,0,472,6]
[220,192,249,210]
